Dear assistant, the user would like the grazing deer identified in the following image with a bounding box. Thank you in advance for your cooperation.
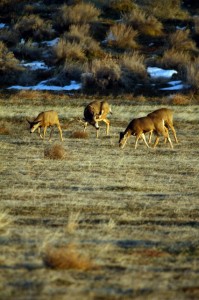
[147,108,178,144]
[27,110,63,141]
[119,116,173,149]
[81,100,112,138]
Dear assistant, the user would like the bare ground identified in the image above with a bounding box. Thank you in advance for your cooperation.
[0,96,199,300]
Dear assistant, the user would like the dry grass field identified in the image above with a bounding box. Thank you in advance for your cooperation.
[0,93,199,300]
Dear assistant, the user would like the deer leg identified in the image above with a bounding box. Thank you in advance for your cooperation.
[49,127,54,141]
[163,127,173,149]
[148,130,153,143]
[135,134,142,149]
[103,118,110,136]
[57,124,63,141]
[164,127,169,143]
[83,122,88,132]
[141,133,150,148]
[38,127,43,139]
[43,126,47,140]
[153,136,160,148]
[170,125,178,143]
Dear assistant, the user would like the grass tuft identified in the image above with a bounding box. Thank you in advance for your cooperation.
[44,144,66,160]
[71,131,89,139]
[43,243,98,271]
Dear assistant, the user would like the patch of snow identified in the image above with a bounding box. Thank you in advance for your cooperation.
[147,67,177,79]
[103,31,116,44]
[42,38,59,47]
[21,61,50,70]
[0,23,8,29]
[160,80,190,91]
[176,26,186,30]
[8,80,81,91]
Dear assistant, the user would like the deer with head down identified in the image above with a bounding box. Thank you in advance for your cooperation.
[80,100,112,138]
[27,110,63,141]
[147,108,178,144]
[119,115,173,149]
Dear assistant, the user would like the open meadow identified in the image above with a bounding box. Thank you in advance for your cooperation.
[0,92,199,300]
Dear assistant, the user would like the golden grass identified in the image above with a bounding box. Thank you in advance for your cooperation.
[0,97,199,300]
[43,243,98,270]
[170,93,191,105]
[58,3,100,27]
[106,23,138,49]
[44,144,66,160]
[70,131,89,139]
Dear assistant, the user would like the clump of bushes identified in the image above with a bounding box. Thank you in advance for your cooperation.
[14,14,53,41]
[82,56,121,90]
[184,58,199,91]
[119,52,148,87]
[122,9,163,36]
[105,24,138,49]
[57,3,101,29]
[143,0,189,20]
[103,0,137,19]
[159,48,191,70]
[54,39,86,63]
[0,41,24,85]
[168,29,197,52]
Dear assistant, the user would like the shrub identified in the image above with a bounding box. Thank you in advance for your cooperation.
[0,41,23,85]
[71,131,89,139]
[44,144,66,160]
[64,24,104,59]
[170,93,191,105]
[103,0,137,18]
[82,57,121,90]
[54,39,86,62]
[13,39,43,60]
[143,0,189,20]
[105,23,138,49]
[160,48,191,70]
[58,3,101,28]
[14,14,53,41]
[168,29,197,52]
[122,9,163,36]
[43,243,97,270]
[119,52,148,87]
[184,58,199,91]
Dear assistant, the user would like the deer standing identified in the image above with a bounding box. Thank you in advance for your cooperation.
[119,115,173,149]
[27,110,63,141]
[82,100,112,138]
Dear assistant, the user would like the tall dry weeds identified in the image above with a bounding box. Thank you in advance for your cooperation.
[58,3,100,28]
[168,29,197,52]
[105,23,138,49]
[122,9,163,36]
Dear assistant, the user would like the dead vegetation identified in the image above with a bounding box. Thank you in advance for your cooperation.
[44,144,66,160]
[43,243,98,271]
[0,95,199,299]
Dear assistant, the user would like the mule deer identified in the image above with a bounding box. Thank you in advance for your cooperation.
[82,100,112,138]
[27,110,63,141]
[147,108,178,144]
[119,116,173,149]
